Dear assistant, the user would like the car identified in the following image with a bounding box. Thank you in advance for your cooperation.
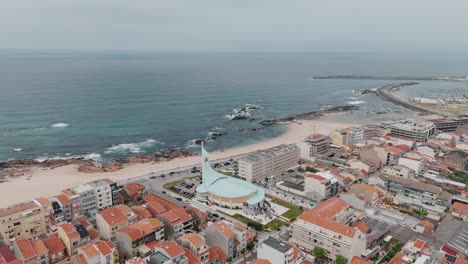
[212,213,219,218]
[150,176,157,179]
[176,197,183,201]
[162,190,167,194]
[169,172,175,175]
[160,174,166,178]
[184,200,190,204]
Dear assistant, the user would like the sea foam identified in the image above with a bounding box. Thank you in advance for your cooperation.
[104,139,161,154]
[346,100,367,105]
[13,148,22,152]
[51,122,69,128]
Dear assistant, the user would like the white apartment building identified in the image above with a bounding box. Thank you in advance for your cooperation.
[304,172,338,200]
[297,134,332,160]
[290,198,366,261]
[385,119,436,142]
[238,144,300,182]
[72,184,97,216]
[86,179,114,211]
[257,236,295,264]
[397,156,424,174]
[382,165,414,178]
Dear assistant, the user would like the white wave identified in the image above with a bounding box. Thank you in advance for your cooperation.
[347,97,359,100]
[13,148,22,152]
[104,139,161,154]
[35,152,102,163]
[51,122,69,128]
[346,100,367,105]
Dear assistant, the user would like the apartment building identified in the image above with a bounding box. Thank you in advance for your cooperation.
[238,144,300,182]
[96,205,137,242]
[290,197,366,261]
[397,155,424,174]
[57,223,81,256]
[116,218,164,258]
[42,236,67,264]
[13,238,49,264]
[61,189,82,220]
[382,175,451,213]
[451,202,468,221]
[304,172,338,200]
[257,236,295,264]
[33,197,54,228]
[178,233,210,264]
[157,208,193,240]
[55,195,72,222]
[86,179,115,211]
[385,119,436,142]
[0,201,48,245]
[297,134,332,160]
[382,165,414,178]
[205,222,237,259]
[330,127,365,146]
[77,241,117,264]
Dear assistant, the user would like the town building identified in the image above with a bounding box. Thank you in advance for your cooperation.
[61,189,83,220]
[382,175,451,213]
[397,155,424,174]
[96,205,137,242]
[178,233,210,264]
[148,241,188,264]
[330,127,365,146]
[13,238,49,264]
[304,172,338,201]
[257,236,295,264]
[290,197,366,261]
[238,144,300,182]
[42,236,67,264]
[205,222,237,259]
[0,201,48,245]
[385,119,436,142]
[157,208,193,240]
[115,219,164,258]
[382,165,414,178]
[71,184,97,217]
[451,202,468,221]
[296,134,332,160]
[57,223,82,257]
[55,195,73,222]
[86,179,116,211]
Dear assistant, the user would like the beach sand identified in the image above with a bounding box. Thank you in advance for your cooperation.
[0,118,359,208]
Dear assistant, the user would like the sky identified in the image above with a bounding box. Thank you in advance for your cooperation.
[1,0,468,53]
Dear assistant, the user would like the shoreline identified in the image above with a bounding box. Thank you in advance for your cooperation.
[0,116,360,208]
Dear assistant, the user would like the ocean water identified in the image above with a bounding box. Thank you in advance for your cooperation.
[0,51,467,162]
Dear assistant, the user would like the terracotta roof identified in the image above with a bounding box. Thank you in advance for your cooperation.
[145,240,159,251]
[34,197,51,207]
[98,207,128,226]
[452,202,468,212]
[232,222,255,241]
[352,221,369,233]
[71,253,88,264]
[14,238,36,260]
[0,246,17,262]
[142,194,179,210]
[183,248,200,264]
[455,258,468,264]
[61,189,77,197]
[125,183,145,197]
[181,233,205,247]
[79,244,99,258]
[251,260,271,264]
[0,256,5,264]
[58,223,80,240]
[95,241,112,256]
[102,178,114,184]
[350,256,372,264]
[87,229,100,240]
[132,206,152,219]
[441,244,458,256]
[388,252,409,264]
[211,246,227,261]
[386,146,404,155]
[305,173,327,182]
[117,221,158,241]
[210,222,235,239]
[208,247,219,261]
[55,195,71,206]
[186,207,207,223]
[413,239,425,250]
[158,208,192,226]
[139,218,164,229]
[6,260,23,264]
[395,145,411,152]
[145,202,167,216]
[0,201,39,217]
[158,241,184,258]
[419,220,434,233]
[30,240,48,256]
[42,236,65,254]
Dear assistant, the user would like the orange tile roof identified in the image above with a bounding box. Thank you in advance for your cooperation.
[61,189,77,197]
[158,208,192,226]
[186,207,207,224]
[142,194,180,210]
[145,240,159,250]
[0,201,39,217]
[79,244,99,258]
[30,240,48,256]
[42,236,65,254]
[305,173,327,182]
[210,222,235,239]
[145,202,167,216]
[386,146,404,155]
[14,239,36,260]
[34,197,51,207]
[209,247,219,261]
[140,218,164,229]
[132,206,152,219]
[413,239,425,250]
[455,258,468,264]
[395,145,411,152]
[0,256,5,264]
[352,221,369,233]
[181,233,205,247]
[6,260,23,264]
[87,229,100,240]
[388,252,410,264]
[56,195,71,206]
[125,183,145,197]
[102,178,114,184]
[452,202,468,212]
[183,248,200,264]
[117,220,158,241]
[158,241,184,258]
[232,222,255,241]
[251,260,271,264]
[95,241,112,256]
[58,223,80,240]
[350,256,372,264]
[211,246,227,261]
[98,207,128,226]
[72,253,88,264]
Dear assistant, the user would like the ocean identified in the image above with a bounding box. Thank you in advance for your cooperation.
[0,51,467,162]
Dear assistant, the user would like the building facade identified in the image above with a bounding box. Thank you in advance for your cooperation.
[386,119,436,142]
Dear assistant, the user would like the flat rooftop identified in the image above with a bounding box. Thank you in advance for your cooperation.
[239,144,298,162]
[263,236,292,253]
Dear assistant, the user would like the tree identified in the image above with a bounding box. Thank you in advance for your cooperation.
[336,256,347,264]
[305,166,319,173]
[247,241,255,250]
[312,246,326,260]
[241,248,246,255]
[298,167,305,173]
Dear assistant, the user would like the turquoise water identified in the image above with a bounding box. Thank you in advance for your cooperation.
[0,52,466,162]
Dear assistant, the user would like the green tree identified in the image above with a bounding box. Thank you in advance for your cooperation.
[336,255,347,264]
[247,241,255,250]
[305,166,319,173]
[298,167,305,173]
[312,246,326,260]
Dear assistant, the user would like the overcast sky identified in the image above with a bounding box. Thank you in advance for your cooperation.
[1,0,467,52]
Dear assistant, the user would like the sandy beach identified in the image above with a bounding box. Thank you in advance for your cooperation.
[0,118,359,208]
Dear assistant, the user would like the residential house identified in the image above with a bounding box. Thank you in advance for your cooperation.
[13,238,48,264]
[149,241,187,264]
[257,236,295,264]
[205,222,237,259]
[57,223,81,256]
[451,202,468,221]
[96,205,137,242]
[61,189,82,220]
[179,233,210,264]
[42,236,67,264]
[115,218,164,258]
[157,208,193,240]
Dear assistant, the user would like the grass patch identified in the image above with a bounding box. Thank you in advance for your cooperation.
[448,171,468,184]
[271,198,304,220]
[265,219,287,231]
[219,171,233,176]
[163,179,184,190]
